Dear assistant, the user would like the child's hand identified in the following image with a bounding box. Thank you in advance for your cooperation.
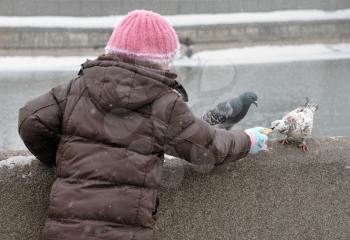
[245,127,269,154]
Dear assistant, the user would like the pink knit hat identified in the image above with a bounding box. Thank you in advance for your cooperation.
[105,10,180,64]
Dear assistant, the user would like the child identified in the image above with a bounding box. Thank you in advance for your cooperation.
[18,10,268,240]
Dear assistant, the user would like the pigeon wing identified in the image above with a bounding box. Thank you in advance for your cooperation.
[283,107,314,139]
[202,101,232,126]
[301,107,315,136]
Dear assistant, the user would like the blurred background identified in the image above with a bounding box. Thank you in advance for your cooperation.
[0,0,350,149]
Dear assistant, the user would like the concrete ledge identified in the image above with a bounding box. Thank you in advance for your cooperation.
[0,155,55,240]
[1,19,350,56]
[1,137,350,239]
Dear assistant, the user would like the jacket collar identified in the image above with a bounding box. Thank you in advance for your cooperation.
[80,54,188,102]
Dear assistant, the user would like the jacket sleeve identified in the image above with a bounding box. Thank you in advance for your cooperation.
[164,97,251,166]
[18,81,72,166]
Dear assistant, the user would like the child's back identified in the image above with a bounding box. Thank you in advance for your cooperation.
[18,10,266,240]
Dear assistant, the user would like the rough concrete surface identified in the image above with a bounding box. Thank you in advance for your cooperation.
[0,138,349,239]
[0,153,55,240]
[155,137,350,240]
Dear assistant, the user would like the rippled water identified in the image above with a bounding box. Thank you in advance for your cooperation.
[182,59,350,133]
[1,59,350,149]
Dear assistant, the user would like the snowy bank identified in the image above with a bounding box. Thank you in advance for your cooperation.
[0,9,350,28]
[0,155,36,169]
[174,43,350,66]
[0,56,93,72]
[1,43,349,71]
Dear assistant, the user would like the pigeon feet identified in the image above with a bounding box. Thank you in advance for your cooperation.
[298,143,309,152]
[280,138,289,145]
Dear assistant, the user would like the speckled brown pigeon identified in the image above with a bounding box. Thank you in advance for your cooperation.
[271,97,318,152]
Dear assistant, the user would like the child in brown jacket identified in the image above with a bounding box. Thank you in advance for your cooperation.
[18,10,268,240]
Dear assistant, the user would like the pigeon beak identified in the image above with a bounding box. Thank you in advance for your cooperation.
[253,101,258,107]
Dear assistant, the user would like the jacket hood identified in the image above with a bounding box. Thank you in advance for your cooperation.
[79,54,188,113]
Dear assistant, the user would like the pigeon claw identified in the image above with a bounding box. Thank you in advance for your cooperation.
[298,143,309,152]
[279,139,289,145]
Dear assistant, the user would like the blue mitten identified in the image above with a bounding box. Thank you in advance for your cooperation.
[245,127,269,154]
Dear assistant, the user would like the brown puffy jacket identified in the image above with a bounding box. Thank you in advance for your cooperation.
[18,54,250,240]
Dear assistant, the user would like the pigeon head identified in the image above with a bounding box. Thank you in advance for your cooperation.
[240,92,258,107]
[271,120,289,134]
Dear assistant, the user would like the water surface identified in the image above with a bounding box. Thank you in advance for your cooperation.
[1,59,349,149]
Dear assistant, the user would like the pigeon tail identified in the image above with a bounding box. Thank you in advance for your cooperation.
[307,104,318,112]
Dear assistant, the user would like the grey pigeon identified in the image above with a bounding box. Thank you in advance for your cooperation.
[271,97,318,152]
[201,92,258,130]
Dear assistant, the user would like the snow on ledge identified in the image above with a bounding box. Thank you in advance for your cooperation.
[174,43,350,66]
[165,154,178,161]
[0,155,36,170]
[0,56,93,72]
[0,9,349,29]
[0,43,350,71]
